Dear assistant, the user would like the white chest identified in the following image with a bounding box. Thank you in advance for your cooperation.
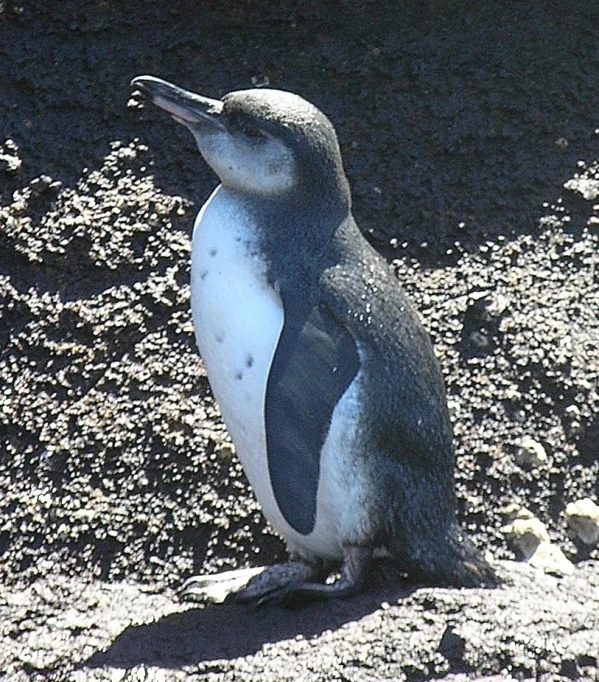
[190,187,371,561]
[191,188,283,505]
[192,187,340,553]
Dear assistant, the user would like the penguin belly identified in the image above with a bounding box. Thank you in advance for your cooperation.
[191,187,372,561]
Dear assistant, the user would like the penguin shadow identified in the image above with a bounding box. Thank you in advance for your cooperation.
[82,580,416,671]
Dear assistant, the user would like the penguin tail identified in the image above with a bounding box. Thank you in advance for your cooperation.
[435,527,500,588]
[389,522,500,589]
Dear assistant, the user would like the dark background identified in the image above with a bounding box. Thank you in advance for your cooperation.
[3,1,599,258]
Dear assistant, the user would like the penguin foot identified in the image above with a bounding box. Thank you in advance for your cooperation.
[234,545,373,607]
[180,566,266,604]
[227,558,329,606]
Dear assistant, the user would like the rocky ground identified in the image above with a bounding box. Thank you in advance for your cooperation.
[1,1,598,680]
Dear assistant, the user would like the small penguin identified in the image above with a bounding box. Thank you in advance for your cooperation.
[131,75,497,603]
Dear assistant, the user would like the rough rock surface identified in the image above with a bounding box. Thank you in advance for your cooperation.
[2,563,598,681]
[1,1,598,680]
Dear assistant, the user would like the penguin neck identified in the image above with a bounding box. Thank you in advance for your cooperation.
[227,183,351,292]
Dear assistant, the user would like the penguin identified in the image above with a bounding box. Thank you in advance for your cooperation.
[131,75,497,604]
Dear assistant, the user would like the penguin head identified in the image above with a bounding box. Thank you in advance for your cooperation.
[132,76,350,207]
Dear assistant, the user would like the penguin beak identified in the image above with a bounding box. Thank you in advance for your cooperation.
[131,75,224,129]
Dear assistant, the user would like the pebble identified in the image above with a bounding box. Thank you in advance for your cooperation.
[527,541,575,577]
[501,507,550,556]
[513,436,547,468]
[565,498,599,545]
[501,506,574,577]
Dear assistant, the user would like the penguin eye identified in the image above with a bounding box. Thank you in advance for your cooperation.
[228,112,265,140]
[241,123,265,139]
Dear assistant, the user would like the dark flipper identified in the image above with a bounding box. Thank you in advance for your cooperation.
[265,294,360,535]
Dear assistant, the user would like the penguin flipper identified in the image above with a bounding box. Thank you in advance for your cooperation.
[265,294,360,535]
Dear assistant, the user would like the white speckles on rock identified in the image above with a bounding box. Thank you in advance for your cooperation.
[564,174,599,201]
[501,506,574,577]
[0,138,22,173]
[566,498,599,545]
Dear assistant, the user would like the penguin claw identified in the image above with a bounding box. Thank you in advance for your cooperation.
[179,566,265,604]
